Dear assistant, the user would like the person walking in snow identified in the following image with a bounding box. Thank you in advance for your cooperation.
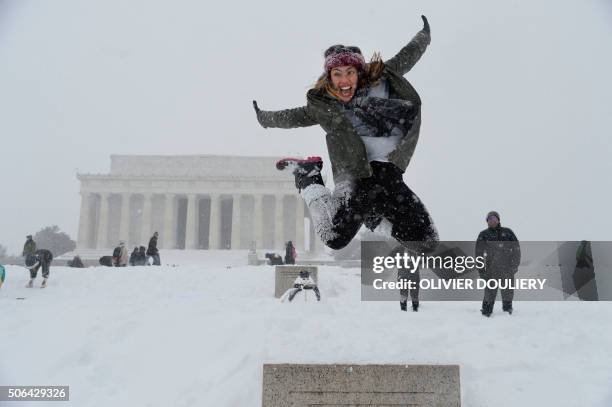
[146,231,161,266]
[475,211,521,317]
[22,235,36,258]
[253,15,438,252]
[25,248,53,288]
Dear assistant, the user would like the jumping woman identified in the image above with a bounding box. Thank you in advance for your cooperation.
[253,15,438,253]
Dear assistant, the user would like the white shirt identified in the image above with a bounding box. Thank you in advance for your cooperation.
[359,79,402,163]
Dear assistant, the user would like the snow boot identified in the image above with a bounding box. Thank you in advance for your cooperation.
[276,156,324,191]
[481,301,493,317]
[41,278,48,289]
[502,300,513,315]
[400,300,407,312]
[26,279,33,288]
[412,301,419,312]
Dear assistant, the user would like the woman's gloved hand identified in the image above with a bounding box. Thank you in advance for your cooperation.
[252,100,267,128]
[421,15,430,35]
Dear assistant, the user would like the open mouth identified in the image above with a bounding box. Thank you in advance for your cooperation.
[339,86,353,98]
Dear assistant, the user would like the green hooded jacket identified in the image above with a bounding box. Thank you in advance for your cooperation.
[256,29,431,182]
[23,239,36,257]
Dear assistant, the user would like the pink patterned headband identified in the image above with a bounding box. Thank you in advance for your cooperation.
[324,51,366,73]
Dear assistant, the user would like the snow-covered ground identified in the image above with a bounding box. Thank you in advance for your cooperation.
[1,251,611,406]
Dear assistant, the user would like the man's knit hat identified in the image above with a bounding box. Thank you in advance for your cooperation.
[324,44,366,73]
[486,211,500,222]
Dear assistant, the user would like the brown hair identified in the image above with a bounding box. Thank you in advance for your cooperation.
[313,52,385,98]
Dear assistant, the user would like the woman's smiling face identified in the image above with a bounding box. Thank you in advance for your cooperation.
[330,66,358,102]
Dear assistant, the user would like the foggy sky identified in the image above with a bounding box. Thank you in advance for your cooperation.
[1,0,611,254]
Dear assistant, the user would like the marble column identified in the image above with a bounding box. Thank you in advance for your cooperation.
[253,194,264,249]
[141,193,153,244]
[209,194,220,250]
[185,194,199,250]
[77,192,92,249]
[295,197,305,251]
[274,195,284,249]
[231,194,241,250]
[96,192,110,249]
[163,193,176,249]
[118,192,131,245]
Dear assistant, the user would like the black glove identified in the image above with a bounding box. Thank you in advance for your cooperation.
[421,15,430,35]
[252,100,267,128]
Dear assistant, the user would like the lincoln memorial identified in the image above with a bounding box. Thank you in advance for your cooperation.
[76,155,321,252]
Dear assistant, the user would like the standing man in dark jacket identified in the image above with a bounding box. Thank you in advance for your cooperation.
[25,249,53,288]
[22,235,36,258]
[475,211,521,317]
[147,231,161,266]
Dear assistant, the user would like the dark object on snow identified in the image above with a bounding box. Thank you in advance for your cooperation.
[129,246,148,266]
[99,256,114,267]
[481,301,493,317]
[146,232,161,265]
[285,241,296,265]
[25,249,53,279]
[129,247,139,266]
[137,246,148,266]
[67,255,85,268]
[265,253,283,266]
[502,300,513,314]
[475,214,521,316]
[398,266,420,312]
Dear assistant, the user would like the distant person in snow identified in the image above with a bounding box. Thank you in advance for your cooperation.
[146,231,161,266]
[113,241,128,267]
[253,16,438,254]
[573,240,597,301]
[22,235,36,258]
[67,255,85,268]
[138,246,148,266]
[99,256,114,267]
[25,249,53,288]
[475,211,521,317]
[399,267,420,312]
[129,247,139,266]
[265,253,284,265]
[284,241,296,265]
[0,264,5,289]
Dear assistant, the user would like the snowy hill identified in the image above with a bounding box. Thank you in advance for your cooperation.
[1,251,611,406]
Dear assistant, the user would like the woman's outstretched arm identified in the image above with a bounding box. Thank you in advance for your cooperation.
[384,15,431,76]
[253,100,318,129]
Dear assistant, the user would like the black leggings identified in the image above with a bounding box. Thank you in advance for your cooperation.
[30,262,50,279]
[326,161,438,250]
